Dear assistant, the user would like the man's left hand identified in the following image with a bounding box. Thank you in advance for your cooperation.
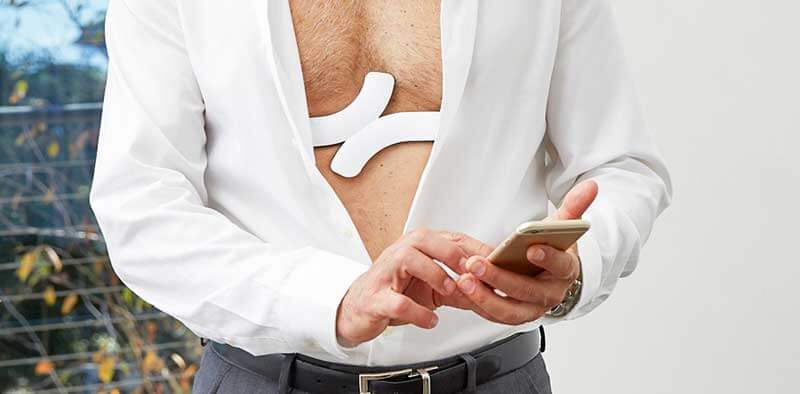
[455,180,598,325]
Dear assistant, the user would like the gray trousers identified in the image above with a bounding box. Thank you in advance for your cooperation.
[192,344,552,394]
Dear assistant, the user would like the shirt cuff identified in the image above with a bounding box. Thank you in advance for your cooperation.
[273,248,370,359]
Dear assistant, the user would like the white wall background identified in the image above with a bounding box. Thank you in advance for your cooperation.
[546,1,800,393]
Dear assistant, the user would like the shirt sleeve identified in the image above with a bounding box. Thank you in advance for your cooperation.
[90,0,369,359]
[540,0,673,322]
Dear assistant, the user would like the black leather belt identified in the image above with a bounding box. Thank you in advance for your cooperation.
[207,328,543,394]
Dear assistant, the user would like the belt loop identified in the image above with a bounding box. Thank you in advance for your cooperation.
[278,353,297,394]
[539,325,546,353]
[200,337,208,347]
[459,353,477,393]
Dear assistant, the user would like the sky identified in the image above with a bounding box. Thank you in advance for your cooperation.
[0,0,108,70]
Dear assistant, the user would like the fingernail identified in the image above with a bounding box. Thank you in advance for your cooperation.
[459,257,468,271]
[459,277,476,295]
[531,247,546,262]
[443,278,456,294]
[430,314,439,328]
[468,259,486,277]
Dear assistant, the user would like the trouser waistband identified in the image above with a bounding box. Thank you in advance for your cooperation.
[205,327,545,394]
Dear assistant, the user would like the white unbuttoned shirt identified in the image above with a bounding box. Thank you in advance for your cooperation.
[91,0,672,366]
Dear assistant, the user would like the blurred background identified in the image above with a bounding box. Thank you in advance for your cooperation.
[547,1,800,393]
[0,1,201,393]
[1,1,798,394]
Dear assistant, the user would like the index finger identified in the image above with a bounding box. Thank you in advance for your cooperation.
[403,228,467,273]
[438,231,494,273]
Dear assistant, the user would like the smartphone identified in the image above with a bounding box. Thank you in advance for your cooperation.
[486,219,590,276]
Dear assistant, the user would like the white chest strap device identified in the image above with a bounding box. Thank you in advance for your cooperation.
[309,72,440,178]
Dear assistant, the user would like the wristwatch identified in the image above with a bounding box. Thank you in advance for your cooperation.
[546,270,583,318]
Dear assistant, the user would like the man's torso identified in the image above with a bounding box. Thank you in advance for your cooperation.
[290,0,442,260]
[174,0,563,363]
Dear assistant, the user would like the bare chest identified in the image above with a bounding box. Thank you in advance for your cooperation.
[289,0,442,116]
[288,1,443,261]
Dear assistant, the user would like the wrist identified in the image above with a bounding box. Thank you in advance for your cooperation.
[335,293,357,348]
[336,289,371,349]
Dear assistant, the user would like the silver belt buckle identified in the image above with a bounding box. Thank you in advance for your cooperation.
[358,366,438,394]
[409,366,438,394]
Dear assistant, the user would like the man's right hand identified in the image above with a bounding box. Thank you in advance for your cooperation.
[335,228,469,348]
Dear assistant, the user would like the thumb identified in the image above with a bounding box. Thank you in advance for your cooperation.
[549,180,598,221]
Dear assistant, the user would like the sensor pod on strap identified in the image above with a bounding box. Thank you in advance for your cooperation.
[309,72,395,146]
[309,71,440,178]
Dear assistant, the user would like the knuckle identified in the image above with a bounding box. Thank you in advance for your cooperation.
[389,297,409,316]
[509,282,534,302]
[408,228,430,243]
[447,246,464,263]
[522,285,539,302]
[449,231,467,243]
[393,246,416,266]
[504,283,524,300]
